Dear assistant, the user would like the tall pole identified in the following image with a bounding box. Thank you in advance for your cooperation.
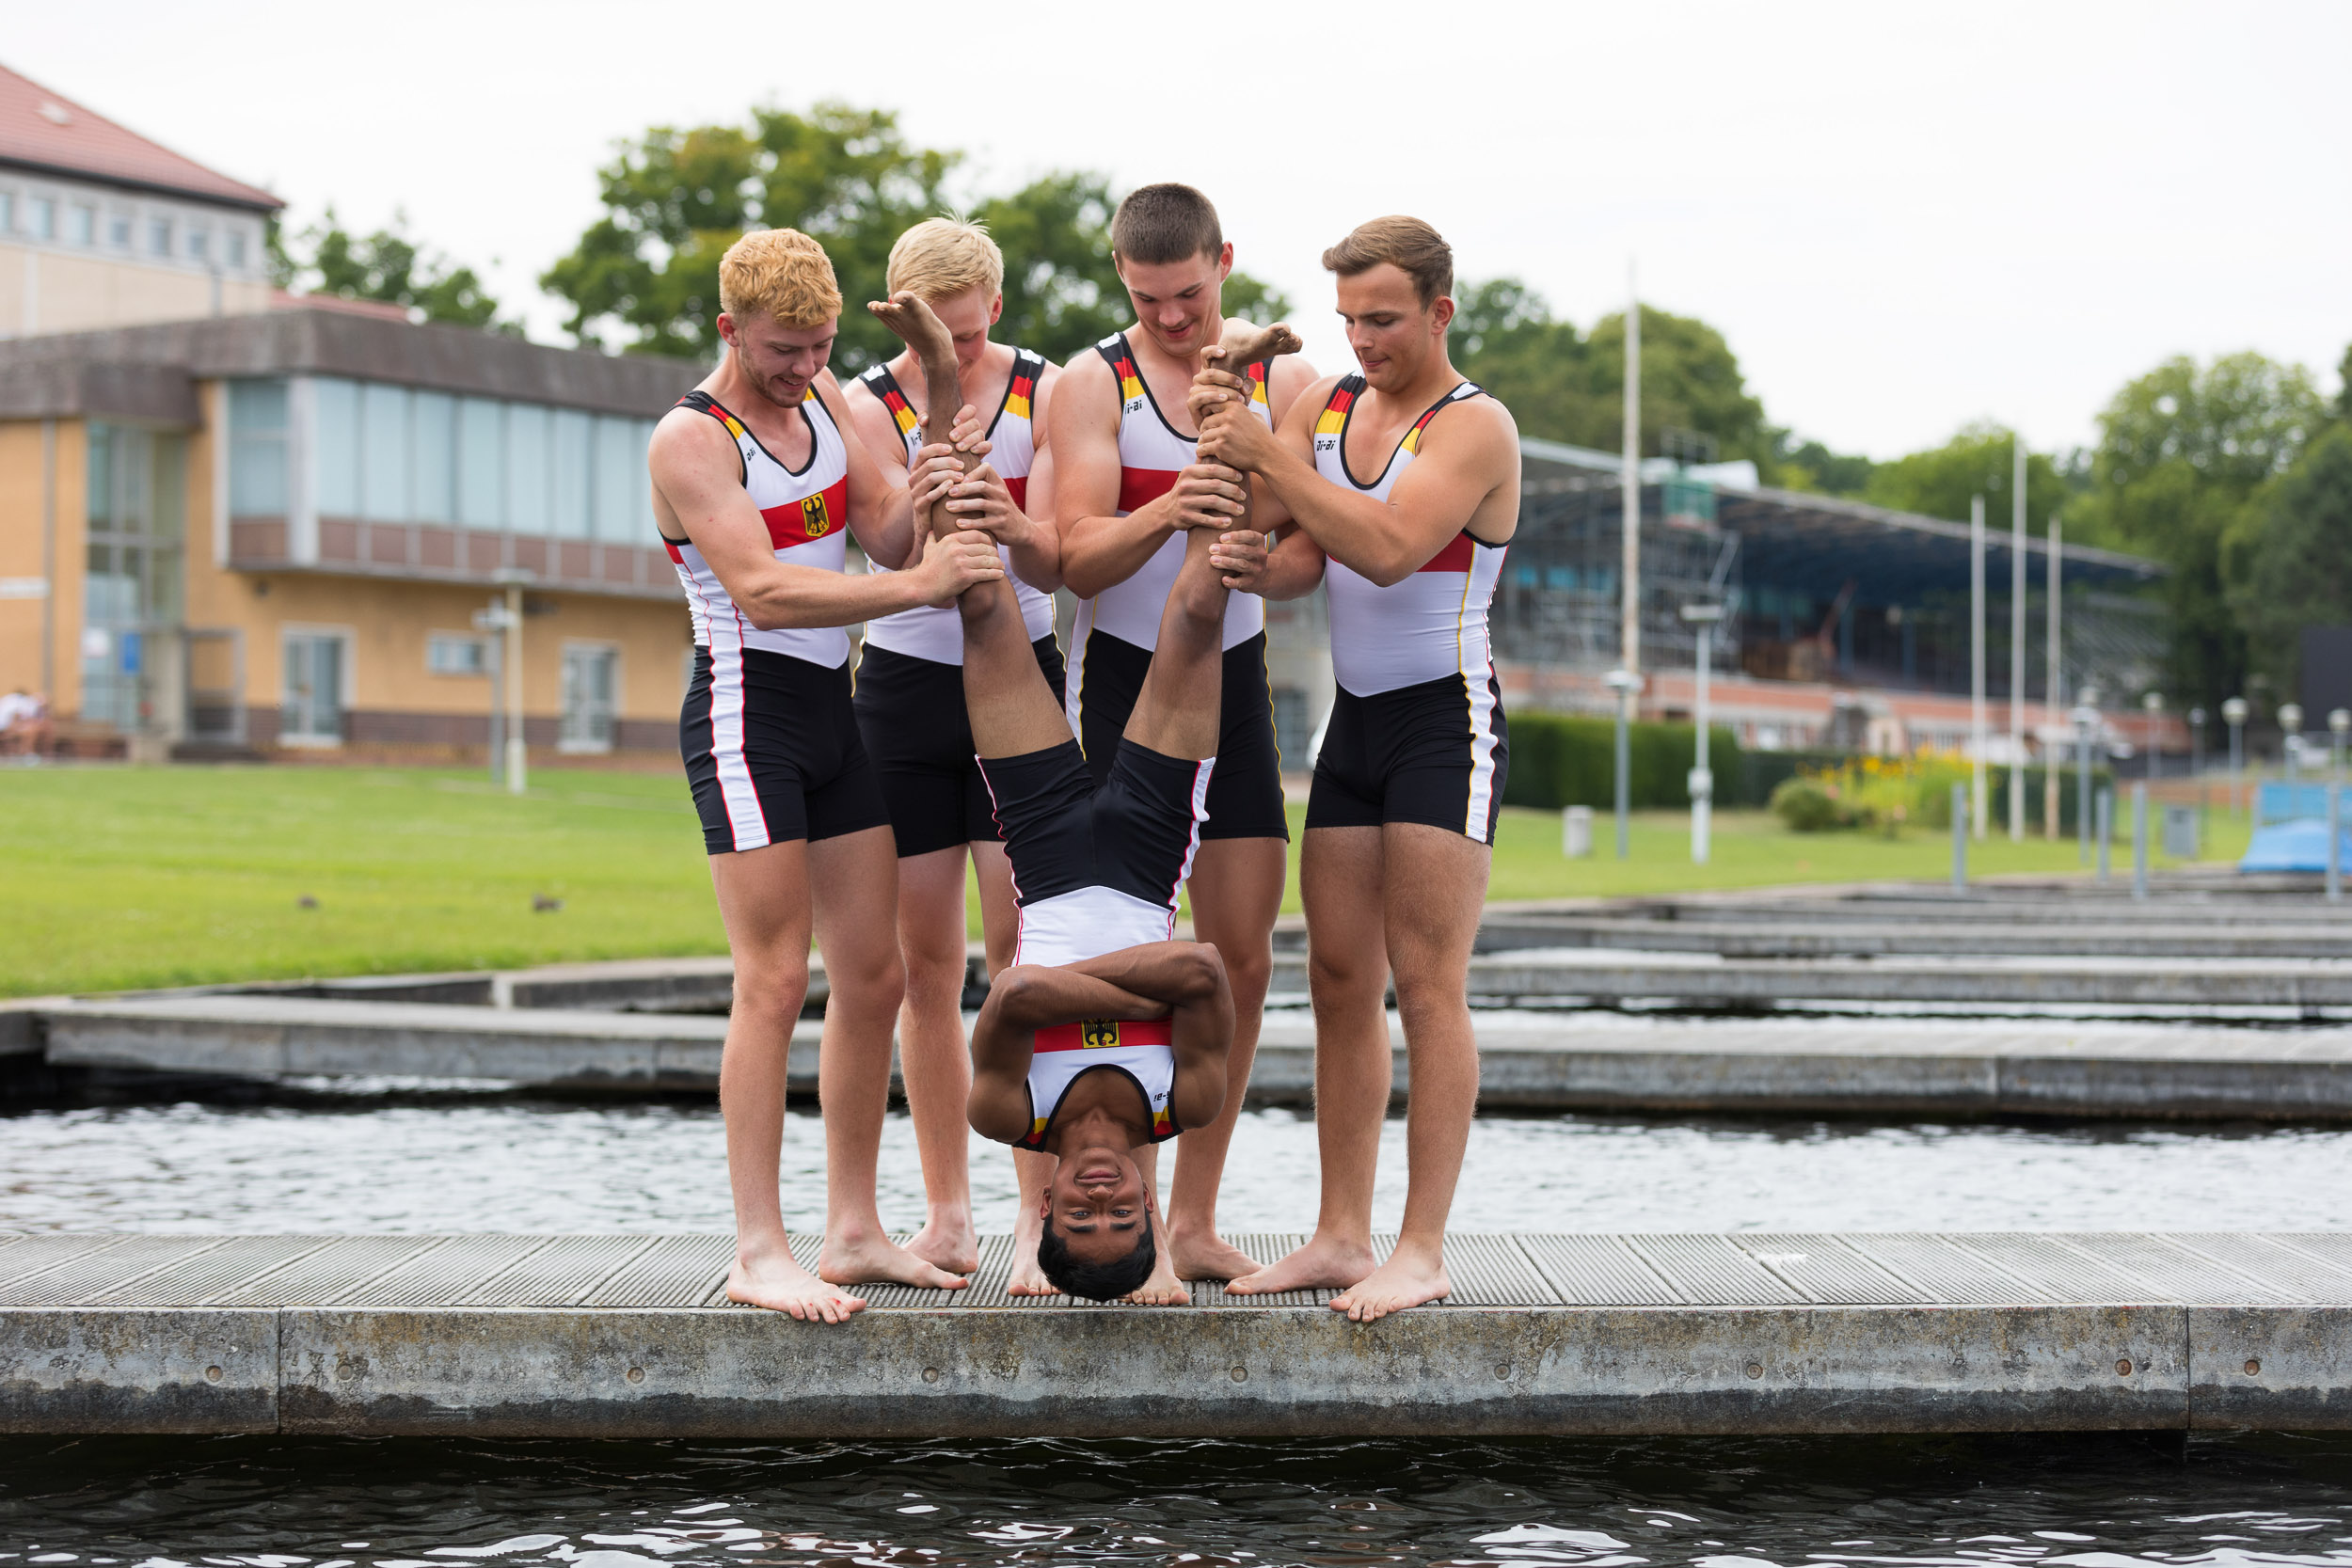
[1620,261,1642,683]
[1689,615,1717,864]
[504,581,526,795]
[2010,437,2026,842]
[2045,513,2062,837]
[1971,493,1987,840]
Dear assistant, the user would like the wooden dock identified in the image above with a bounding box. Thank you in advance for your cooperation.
[6,1228,2350,1437]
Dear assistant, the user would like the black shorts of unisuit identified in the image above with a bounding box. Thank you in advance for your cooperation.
[680,645,893,855]
[1305,671,1509,845]
[976,737,1211,911]
[1067,628,1289,842]
[853,634,1067,859]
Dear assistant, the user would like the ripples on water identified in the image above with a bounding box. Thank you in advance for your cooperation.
[4,1431,2352,1565]
[5,1099,2352,1234]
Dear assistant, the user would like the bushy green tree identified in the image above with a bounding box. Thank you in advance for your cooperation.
[542,107,1289,372]
[1449,282,1768,466]
[1861,422,2075,532]
[2080,351,2325,710]
[279,209,505,330]
[1772,436,1876,496]
[2232,423,2352,698]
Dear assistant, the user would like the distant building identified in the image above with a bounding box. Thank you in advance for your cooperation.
[0,63,280,338]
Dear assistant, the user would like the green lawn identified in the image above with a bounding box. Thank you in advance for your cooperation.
[0,764,2256,998]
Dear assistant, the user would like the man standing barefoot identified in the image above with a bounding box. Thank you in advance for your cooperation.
[840,218,1066,1280]
[647,228,1002,1321]
[1189,216,1519,1322]
[1043,182,1319,1291]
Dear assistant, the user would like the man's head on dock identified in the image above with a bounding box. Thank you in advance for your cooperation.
[1035,1145,1158,1301]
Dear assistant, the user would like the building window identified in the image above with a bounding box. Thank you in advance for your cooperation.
[427,633,489,676]
[315,377,361,515]
[0,191,14,231]
[413,391,456,524]
[504,404,550,534]
[30,197,56,240]
[188,228,209,261]
[108,213,130,248]
[281,631,348,745]
[561,643,619,752]
[83,424,187,731]
[457,398,505,528]
[68,204,93,246]
[360,381,411,522]
[227,229,247,269]
[229,379,291,516]
[148,217,171,256]
[551,409,593,538]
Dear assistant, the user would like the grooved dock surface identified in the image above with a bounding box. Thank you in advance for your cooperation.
[7,1230,2352,1437]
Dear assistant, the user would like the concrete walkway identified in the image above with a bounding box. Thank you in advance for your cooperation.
[5,1227,2346,1436]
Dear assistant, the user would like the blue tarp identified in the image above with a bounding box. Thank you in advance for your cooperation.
[2241,816,2352,872]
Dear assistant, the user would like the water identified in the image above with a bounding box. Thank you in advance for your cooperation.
[10,1096,2352,1560]
[5,1098,2352,1234]
[6,1430,2352,1565]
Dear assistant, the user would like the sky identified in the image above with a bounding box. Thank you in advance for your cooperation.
[12,0,2347,460]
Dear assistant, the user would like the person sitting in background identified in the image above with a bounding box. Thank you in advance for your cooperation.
[0,689,52,757]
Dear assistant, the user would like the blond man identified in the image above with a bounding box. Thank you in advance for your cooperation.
[647,228,1004,1322]
[839,218,1066,1280]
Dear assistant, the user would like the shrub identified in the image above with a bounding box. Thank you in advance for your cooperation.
[1770,776,1846,832]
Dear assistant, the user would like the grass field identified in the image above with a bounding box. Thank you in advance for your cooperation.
[0,763,2253,998]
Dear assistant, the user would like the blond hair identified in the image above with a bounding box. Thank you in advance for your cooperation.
[1322,215,1454,308]
[718,228,842,327]
[887,217,1006,303]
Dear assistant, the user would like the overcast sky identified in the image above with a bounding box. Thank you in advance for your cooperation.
[14,0,2347,459]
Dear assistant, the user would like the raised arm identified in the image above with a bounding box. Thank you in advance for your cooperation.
[650,403,1000,629]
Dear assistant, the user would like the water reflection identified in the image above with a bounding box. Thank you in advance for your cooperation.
[4,1433,2352,1566]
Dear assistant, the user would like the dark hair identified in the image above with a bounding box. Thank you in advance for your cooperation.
[1037,1209,1157,1301]
[1111,183,1223,265]
[1321,215,1454,309]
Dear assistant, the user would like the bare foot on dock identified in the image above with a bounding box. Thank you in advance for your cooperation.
[1125,1243,1189,1307]
[1224,1233,1377,1297]
[727,1242,867,1323]
[819,1231,968,1292]
[1329,1243,1450,1323]
[1006,1217,1057,1296]
[905,1212,981,1277]
[1168,1225,1260,1284]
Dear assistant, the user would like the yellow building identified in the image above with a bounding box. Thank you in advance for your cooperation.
[0,308,707,760]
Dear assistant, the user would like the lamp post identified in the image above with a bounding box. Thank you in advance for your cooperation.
[1605,667,1642,860]
[2331,708,2350,781]
[491,567,532,796]
[2223,696,2249,815]
[1682,603,1724,864]
[2188,706,2206,779]
[2281,703,2306,784]
[2072,686,2099,866]
[2142,691,2164,782]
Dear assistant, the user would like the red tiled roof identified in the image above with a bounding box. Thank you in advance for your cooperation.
[0,61,280,212]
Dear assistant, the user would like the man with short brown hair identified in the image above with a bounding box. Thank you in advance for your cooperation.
[1185,214,1520,1322]
[1042,182,1319,1297]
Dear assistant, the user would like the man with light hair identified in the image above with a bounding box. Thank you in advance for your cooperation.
[1044,182,1319,1296]
[647,226,1006,1322]
[840,217,1066,1281]
[1185,214,1520,1321]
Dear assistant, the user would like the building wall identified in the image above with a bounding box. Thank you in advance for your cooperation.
[0,419,52,700]
[0,243,273,338]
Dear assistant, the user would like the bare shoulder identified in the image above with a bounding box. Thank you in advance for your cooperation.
[1048,350,1120,434]
[1267,354,1323,404]
[1433,388,1520,464]
[649,403,737,479]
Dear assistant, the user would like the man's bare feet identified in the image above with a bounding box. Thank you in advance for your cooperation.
[867,290,956,362]
[1328,1241,1450,1323]
[1125,1242,1189,1307]
[904,1212,981,1277]
[1223,1232,1377,1297]
[818,1228,969,1291]
[1214,319,1304,368]
[1168,1224,1261,1284]
[726,1240,867,1323]
[1005,1215,1056,1295]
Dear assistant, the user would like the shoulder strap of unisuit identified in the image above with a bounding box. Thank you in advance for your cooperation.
[675,390,748,484]
[1317,374,1365,436]
[859,363,920,451]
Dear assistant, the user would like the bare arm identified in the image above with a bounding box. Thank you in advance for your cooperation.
[650,405,999,628]
[1049,353,1186,599]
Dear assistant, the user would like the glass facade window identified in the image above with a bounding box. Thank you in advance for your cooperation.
[593,417,641,541]
[360,381,410,522]
[412,391,455,525]
[82,424,186,730]
[551,409,593,538]
[282,633,345,743]
[457,398,504,528]
[315,378,361,515]
[68,204,93,245]
[147,216,170,256]
[504,404,550,534]
[108,213,129,248]
[0,191,13,231]
[30,197,55,240]
[188,228,209,261]
[229,379,290,516]
[561,645,618,751]
[227,229,247,269]
[427,633,489,675]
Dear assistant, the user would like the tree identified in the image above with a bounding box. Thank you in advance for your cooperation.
[1772,436,1876,496]
[278,209,505,330]
[1449,281,1769,467]
[542,105,1288,371]
[1861,423,2075,534]
[2231,424,2352,700]
[2080,351,2325,710]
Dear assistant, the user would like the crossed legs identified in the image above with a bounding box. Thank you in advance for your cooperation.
[1226,820,1489,1320]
